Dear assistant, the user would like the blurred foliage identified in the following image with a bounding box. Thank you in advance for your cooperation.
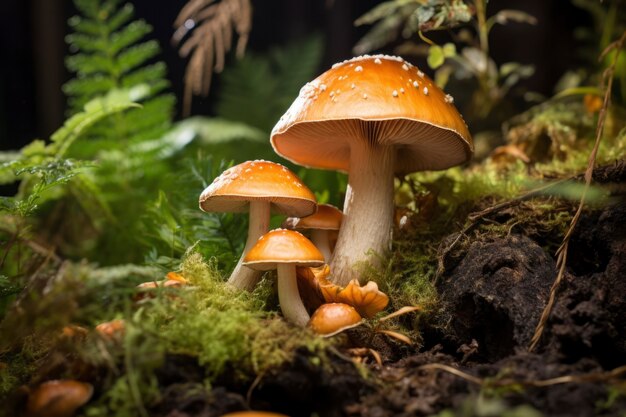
[571,0,626,104]
[0,88,141,217]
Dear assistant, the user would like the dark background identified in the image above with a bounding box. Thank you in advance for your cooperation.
[0,0,590,150]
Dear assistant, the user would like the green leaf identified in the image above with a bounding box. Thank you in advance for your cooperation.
[427,45,445,69]
[442,42,457,58]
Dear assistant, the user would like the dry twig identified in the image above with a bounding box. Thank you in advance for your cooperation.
[172,0,252,116]
[419,363,626,388]
[528,30,626,352]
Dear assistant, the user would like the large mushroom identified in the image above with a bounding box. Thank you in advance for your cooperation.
[271,54,473,285]
[199,160,317,291]
[243,229,324,326]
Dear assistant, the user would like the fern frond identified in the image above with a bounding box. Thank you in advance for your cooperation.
[64,0,174,145]
[1,88,139,216]
[216,35,323,132]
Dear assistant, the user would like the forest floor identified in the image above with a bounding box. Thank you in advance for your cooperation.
[151,162,626,417]
[3,161,625,417]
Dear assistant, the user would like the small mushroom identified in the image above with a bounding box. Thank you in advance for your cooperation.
[320,279,389,319]
[95,319,125,339]
[308,303,362,336]
[26,380,93,417]
[282,203,343,261]
[199,160,317,291]
[272,55,473,285]
[243,229,324,326]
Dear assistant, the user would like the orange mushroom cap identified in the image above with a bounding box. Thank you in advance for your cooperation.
[243,229,324,271]
[199,160,316,216]
[95,319,125,338]
[271,54,473,174]
[308,303,363,336]
[26,380,93,417]
[282,203,343,231]
[320,279,389,319]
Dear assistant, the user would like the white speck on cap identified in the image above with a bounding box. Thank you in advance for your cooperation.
[320,84,327,91]
[417,70,424,77]
[413,81,419,88]
[392,90,398,97]
[330,91,335,97]
[363,93,368,99]
[400,88,405,93]
[423,86,429,95]
[351,83,356,89]
[402,64,409,71]
[444,94,454,104]
[355,65,363,72]
[374,58,382,64]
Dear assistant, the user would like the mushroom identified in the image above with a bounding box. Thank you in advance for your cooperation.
[318,279,389,319]
[271,55,473,285]
[199,160,317,291]
[243,229,324,326]
[95,318,125,339]
[282,203,343,261]
[308,303,363,336]
[26,380,93,417]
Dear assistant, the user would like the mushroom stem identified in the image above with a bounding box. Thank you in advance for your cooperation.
[277,263,310,326]
[330,142,395,286]
[310,229,332,262]
[227,201,270,291]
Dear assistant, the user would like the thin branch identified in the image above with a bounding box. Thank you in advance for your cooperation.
[528,30,626,352]
[419,363,626,388]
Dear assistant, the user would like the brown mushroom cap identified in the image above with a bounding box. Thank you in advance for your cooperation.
[199,160,316,216]
[243,229,324,271]
[308,303,363,336]
[271,54,473,174]
[26,380,93,417]
[282,203,343,231]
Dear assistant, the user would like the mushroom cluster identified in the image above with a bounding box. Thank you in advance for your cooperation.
[198,54,472,330]
[271,54,473,285]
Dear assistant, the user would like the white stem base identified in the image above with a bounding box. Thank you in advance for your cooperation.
[330,143,395,286]
[227,201,270,291]
[277,263,310,327]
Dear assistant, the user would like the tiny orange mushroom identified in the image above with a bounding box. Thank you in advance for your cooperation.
[308,303,363,336]
[26,380,93,417]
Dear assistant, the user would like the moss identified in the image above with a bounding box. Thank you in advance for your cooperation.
[78,252,330,415]
[136,252,327,379]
